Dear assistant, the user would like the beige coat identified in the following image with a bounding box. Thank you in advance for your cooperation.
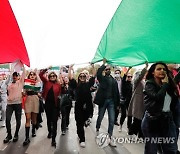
[128,68,147,120]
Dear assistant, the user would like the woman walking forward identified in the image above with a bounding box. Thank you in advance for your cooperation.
[23,70,41,146]
[141,62,178,154]
[39,67,61,147]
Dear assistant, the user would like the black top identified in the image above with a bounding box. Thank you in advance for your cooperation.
[121,74,132,105]
[94,64,120,107]
[104,76,113,99]
[75,77,95,106]
[46,86,56,107]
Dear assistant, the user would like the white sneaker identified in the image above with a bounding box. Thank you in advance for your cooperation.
[109,138,116,147]
[80,142,86,148]
[119,125,122,132]
[62,131,66,135]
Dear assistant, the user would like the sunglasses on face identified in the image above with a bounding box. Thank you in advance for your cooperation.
[127,76,132,78]
[79,75,86,78]
[50,75,56,78]
[105,68,110,71]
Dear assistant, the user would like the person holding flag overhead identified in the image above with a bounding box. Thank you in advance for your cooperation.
[39,67,61,148]
[3,65,26,144]
[95,58,120,147]
[23,70,42,146]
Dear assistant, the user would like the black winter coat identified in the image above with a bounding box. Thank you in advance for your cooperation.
[94,65,120,107]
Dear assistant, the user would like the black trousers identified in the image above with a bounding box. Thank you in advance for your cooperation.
[120,104,132,128]
[75,104,89,142]
[44,104,59,141]
[6,104,22,136]
[61,105,71,131]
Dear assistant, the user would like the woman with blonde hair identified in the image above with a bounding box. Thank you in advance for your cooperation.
[69,65,95,148]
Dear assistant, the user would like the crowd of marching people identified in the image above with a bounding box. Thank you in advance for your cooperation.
[0,60,180,154]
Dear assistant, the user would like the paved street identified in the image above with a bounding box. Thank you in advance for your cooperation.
[0,105,179,154]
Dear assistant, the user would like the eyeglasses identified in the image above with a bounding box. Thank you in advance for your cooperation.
[79,75,86,78]
[50,75,56,78]
[127,76,132,78]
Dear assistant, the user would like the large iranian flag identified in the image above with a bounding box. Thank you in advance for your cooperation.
[92,0,180,66]
[0,0,30,66]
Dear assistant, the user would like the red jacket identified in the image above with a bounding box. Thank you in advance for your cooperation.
[39,69,61,106]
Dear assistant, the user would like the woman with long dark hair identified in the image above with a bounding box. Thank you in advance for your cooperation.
[141,62,178,154]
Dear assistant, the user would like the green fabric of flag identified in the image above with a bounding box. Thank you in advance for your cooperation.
[50,66,60,70]
[92,0,180,66]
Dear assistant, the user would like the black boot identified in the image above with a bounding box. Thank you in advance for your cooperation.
[23,127,30,146]
[3,133,12,143]
[13,131,19,142]
[47,132,52,138]
[51,138,56,147]
[32,124,36,137]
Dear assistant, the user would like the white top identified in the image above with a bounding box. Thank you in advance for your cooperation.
[162,92,171,112]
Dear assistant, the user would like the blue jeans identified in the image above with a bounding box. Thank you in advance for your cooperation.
[96,99,115,136]
[141,112,177,154]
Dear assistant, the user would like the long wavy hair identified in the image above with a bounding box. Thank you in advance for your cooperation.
[146,62,178,96]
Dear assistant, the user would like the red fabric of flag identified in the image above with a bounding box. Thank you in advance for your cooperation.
[0,0,30,66]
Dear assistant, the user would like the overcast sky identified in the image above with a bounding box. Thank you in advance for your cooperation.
[9,0,122,69]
